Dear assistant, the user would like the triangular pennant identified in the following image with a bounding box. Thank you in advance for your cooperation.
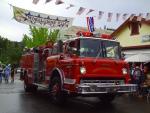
[98,11,104,20]
[76,7,86,15]
[86,9,94,15]
[122,13,128,20]
[66,4,74,10]
[32,0,39,4]
[137,13,144,21]
[146,13,150,21]
[55,0,64,5]
[129,14,135,21]
[107,12,113,22]
[45,0,52,3]
[116,13,121,22]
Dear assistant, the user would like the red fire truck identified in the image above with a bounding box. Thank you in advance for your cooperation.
[20,31,137,103]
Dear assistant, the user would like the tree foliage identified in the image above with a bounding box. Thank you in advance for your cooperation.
[0,36,24,65]
[22,26,60,48]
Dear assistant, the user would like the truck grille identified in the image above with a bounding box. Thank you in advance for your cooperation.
[77,78,137,94]
[80,79,125,85]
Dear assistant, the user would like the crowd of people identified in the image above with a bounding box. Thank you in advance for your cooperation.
[0,64,15,84]
[129,62,150,97]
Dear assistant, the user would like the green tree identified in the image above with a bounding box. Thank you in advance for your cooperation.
[22,26,59,48]
[0,36,23,65]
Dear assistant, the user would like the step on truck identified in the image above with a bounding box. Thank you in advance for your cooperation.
[20,31,137,103]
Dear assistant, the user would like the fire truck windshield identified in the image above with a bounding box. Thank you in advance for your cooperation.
[77,38,121,59]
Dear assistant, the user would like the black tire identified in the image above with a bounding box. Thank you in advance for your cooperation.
[24,74,37,93]
[99,94,116,103]
[49,76,65,104]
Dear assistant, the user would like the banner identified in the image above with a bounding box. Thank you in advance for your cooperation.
[86,17,95,32]
[13,6,73,29]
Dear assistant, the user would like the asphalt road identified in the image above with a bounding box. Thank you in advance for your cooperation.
[0,77,150,113]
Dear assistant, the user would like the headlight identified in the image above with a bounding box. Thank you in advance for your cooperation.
[122,68,128,75]
[80,67,86,74]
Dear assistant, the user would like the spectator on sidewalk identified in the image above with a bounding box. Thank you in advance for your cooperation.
[4,64,11,83]
[132,64,143,96]
[11,64,15,83]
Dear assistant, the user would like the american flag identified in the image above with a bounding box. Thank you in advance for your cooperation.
[86,17,95,32]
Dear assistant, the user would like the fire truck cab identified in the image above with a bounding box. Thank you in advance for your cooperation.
[20,32,137,103]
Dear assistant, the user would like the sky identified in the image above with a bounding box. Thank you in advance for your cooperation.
[0,0,150,42]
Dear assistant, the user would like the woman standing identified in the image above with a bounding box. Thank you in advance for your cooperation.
[4,64,11,83]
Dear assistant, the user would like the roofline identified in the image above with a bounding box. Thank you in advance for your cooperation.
[111,16,150,38]
[122,45,150,50]
[111,18,130,38]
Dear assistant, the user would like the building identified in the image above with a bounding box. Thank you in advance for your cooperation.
[111,16,150,58]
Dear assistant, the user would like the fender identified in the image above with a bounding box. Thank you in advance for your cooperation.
[50,67,64,88]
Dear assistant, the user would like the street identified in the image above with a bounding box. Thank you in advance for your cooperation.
[0,77,149,113]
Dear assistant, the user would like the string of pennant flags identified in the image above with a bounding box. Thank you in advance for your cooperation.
[32,0,150,22]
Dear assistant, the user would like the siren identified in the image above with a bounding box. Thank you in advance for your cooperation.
[100,34,112,39]
[76,31,93,37]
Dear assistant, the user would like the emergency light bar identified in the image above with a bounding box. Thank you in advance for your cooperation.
[76,31,93,37]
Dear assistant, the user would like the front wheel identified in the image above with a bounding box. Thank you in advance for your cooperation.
[99,94,116,103]
[49,76,65,104]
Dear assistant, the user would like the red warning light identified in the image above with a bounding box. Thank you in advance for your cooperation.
[76,31,93,37]
[100,34,112,39]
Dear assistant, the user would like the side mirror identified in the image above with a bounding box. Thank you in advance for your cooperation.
[121,52,125,60]
[68,47,77,54]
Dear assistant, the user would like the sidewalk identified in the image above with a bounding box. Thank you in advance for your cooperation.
[0,77,24,94]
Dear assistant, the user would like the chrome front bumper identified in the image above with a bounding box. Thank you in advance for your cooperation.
[77,83,137,94]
